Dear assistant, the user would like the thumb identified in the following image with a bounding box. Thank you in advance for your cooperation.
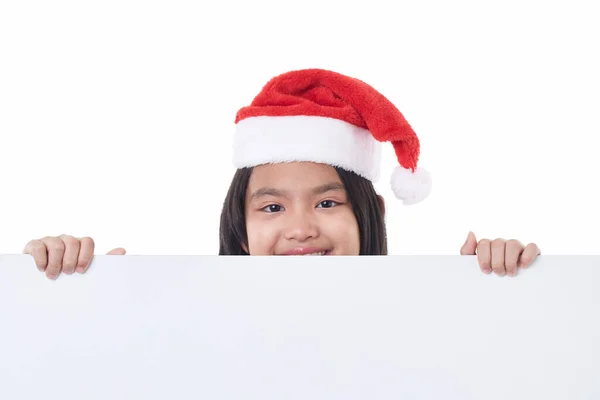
[460,231,477,255]
[106,247,126,255]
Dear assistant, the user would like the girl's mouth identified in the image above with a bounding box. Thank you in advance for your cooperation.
[300,250,328,256]
[279,248,331,256]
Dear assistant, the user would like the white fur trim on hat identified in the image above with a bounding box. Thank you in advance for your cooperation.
[390,166,432,205]
[234,115,382,181]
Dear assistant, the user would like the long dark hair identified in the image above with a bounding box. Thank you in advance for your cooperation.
[218,166,387,255]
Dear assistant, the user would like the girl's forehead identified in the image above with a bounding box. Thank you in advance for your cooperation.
[248,162,342,188]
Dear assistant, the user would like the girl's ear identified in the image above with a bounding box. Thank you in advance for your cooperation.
[377,195,386,217]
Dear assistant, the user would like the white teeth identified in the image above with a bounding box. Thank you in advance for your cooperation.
[302,251,325,256]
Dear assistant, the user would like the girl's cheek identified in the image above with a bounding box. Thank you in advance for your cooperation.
[247,220,279,255]
[326,210,358,231]
[325,211,360,251]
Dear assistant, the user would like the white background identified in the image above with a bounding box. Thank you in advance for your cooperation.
[1,0,598,256]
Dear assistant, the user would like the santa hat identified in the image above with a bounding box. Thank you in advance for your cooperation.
[233,68,432,205]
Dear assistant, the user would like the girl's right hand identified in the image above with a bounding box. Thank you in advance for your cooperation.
[23,235,126,280]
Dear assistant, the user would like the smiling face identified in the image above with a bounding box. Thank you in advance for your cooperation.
[243,162,361,256]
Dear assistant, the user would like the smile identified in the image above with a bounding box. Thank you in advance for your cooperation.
[279,249,330,256]
[301,251,327,256]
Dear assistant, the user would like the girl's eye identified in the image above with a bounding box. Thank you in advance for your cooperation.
[262,204,284,213]
[317,200,339,208]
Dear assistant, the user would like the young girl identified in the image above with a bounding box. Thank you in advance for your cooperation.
[23,69,541,279]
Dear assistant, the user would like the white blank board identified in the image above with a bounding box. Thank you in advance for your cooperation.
[0,254,599,399]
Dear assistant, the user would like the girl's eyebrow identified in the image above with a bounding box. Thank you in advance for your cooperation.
[250,182,345,200]
[312,182,345,195]
[250,187,286,200]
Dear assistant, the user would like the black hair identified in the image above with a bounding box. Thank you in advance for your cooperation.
[218,166,387,255]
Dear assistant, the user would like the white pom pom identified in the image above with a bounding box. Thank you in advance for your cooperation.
[390,166,432,205]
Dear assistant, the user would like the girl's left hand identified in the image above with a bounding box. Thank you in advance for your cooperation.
[460,231,541,277]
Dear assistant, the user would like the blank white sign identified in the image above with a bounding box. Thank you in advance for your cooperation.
[0,255,599,399]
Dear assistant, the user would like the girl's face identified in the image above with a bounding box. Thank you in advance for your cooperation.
[244,162,360,255]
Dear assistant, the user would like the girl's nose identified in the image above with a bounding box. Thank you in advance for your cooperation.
[283,210,319,242]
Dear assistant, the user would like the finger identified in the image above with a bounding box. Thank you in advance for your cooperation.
[519,243,541,268]
[460,231,477,255]
[476,239,492,274]
[23,240,48,271]
[59,235,80,275]
[490,238,506,276]
[39,237,65,280]
[504,239,523,277]
[76,237,95,273]
[107,248,126,255]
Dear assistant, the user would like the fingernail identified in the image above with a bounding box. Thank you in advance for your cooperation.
[483,268,491,274]
[507,270,516,277]
[76,266,84,273]
[47,274,57,280]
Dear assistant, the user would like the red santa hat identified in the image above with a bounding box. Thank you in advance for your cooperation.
[233,68,432,205]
